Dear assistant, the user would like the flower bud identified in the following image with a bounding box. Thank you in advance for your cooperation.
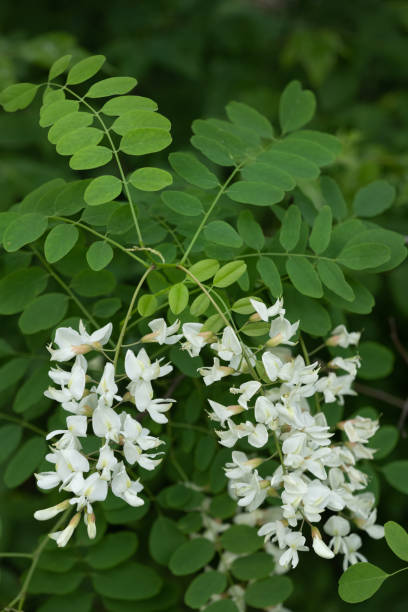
[85,512,96,539]
[50,512,81,548]
[266,333,283,348]
[34,500,70,521]
[312,527,334,559]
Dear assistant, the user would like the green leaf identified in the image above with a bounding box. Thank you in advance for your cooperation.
[112,110,170,135]
[191,135,232,166]
[86,77,137,98]
[261,151,319,182]
[242,162,295,191]
[93,297,121,319]
[0,82,39,112]
[320,176,347,220]
[85,176,123,206]
[161,191,203,216]
[279,81,316,134]
[54,180,90,216]
[120,128,172,155]
[28,570,85,595]
[169,152,219,190]
[56,127,103,156]
[4,436,46,488]
[92,562,162,601]
[257,257,282,297]
[37,593,93,612]
[204,602,238,612]
[149,518,186,565]
[67,55,106,85]
[338,562,388,603]
[317,260,354,301]
[70,146,113,170]
[49,112,94,145]
[3,213,48,252]
[368,426,398,460]
[40,100,80,127]
[226,101,274,139]
[0,425,22,464]
[86,531,138,569]
[45,224,79,263]
[353,180,396,218]
[309,205,332,254]
[169,538,215,576]
[237,210,265,250]
[220,525,262,554]
[71,270,116,297]
[19,293,69,334]
[190,294,210,316]
[137,294,157,317]
[129,167,173,192]
[49,55,72,80]
[185,571,227,609]
[204,221,242,248]
[13,364,50,414]
[285,285,331,335]
[382,461,408,494]
[338,243,390,270]
[343,228,406,273]
[286,257,323,298]
[194,436,216,471]
[280,205,302,251]
[227,181,283,206]
[101,95,158,116]
[384,521,408,561]
[358,341,394,380]
[86,241,114,271]
[324,278,374,315]
[0,267,48,314]
[231,552,275,580]
[209,493,237,519]
[245,576,293,608]
[169,283,189,314]
[188,259,220,282]
[213,260,247,288]
[0,358,30,392]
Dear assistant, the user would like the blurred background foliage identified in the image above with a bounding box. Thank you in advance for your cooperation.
[0,1,408,610]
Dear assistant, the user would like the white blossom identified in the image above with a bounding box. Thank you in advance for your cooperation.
[48,322,112,362]
[326,325,361,348]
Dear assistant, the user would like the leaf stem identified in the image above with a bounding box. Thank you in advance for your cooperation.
[0,412,46,436]
[113,265,155,370]
[180,163,243,264]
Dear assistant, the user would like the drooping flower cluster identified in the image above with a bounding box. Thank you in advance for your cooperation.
[189,298,382,571]
[34,320,175,546]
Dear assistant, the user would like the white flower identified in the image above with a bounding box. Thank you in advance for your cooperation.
[324,516,350,554]
[354,509,384,539]
[96,442,118,480]
[312,528,335,559]
[225,451,262,479]
[198,357,234,386]
[125,348,172,389]
[48,322,112,362]
[258,520,289,549]
[279,531,309,568]
[302,481,331,523]
[230,380,261,408]
[120,413,163,469]
[342,416,379,443]
[262,352,283,382]
[326,325,361,348]
[49,512,81,547]
[181,322,211,357]
[237,422,269,448]
[96,362,121,407]
[92,404,121,442]
[111,462,144,506]
[329,356,361,377]
[254,396,280,431]
[45,355,87,404]
[250,298,285,322]
[142,318,182,345]
[316,373,356,404]
[34,500,71,521]
[229,470,267,511]
[279,356,319,387]
[342,533,367,570]
[267,317,299,347]
[69,472,108,511]
[216,420,244,448]
[211,326,242,369]
[207,399,243,427]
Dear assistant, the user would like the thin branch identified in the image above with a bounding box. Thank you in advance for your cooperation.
[354,382,405,410]
[389,317,408,367]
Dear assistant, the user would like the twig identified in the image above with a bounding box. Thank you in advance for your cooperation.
[389,317,408,367]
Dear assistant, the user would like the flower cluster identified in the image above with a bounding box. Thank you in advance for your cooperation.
[34,320,175,546]
[191,298,382,571]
